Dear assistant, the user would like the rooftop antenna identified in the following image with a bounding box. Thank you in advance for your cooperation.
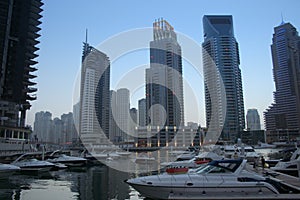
[280,12,285,25]
[85,28,88,44]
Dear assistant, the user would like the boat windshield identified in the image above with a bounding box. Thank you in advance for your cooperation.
[195,160,242,174]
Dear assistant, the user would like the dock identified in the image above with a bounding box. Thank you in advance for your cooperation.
[246,165,300,193]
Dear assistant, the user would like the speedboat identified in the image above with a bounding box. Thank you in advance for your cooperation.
[176,150,198,161]
[254,142,276,149]
[240,146,260,162]
[221,145,259,162]
[126,159,281,199]
[271,148,300,176]
[11,154,54,172]
[135,153,155,164]
[0,163,20,179]
[47,151,87,167]
[161,152,222,173]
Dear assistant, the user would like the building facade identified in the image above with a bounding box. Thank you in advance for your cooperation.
[109,90,117,142]
[145,19,185,147]
[202,15,245,142]
[246,109,261,131]
[264,22,300,143]
[33,111,52,143]
[79,41,110,145]
[138,98,146,127]
[61,112,76,144]
[0,0,43,140]
[115,88,130,142]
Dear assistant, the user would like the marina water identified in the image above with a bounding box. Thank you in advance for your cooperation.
[0,164,142,200]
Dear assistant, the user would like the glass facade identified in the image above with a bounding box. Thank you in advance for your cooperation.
[264,22,300,142]
[202,15,245,142]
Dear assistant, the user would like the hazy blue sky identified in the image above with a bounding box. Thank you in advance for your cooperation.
[27,0,300,129]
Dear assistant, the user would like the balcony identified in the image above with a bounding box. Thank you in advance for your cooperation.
[24,65,38,72]
[26,94,37,101]
[26,87,37,93]
[23,80,36,86]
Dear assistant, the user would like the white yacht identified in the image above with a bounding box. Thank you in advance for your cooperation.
[176,150,198,161]
[47,150,87,167]
[254,142,276,149]
[11,154,54,172]
[221,145,259,162]
[0,163,20,179]
[126,159,281,199]
[271,148,300,176]
[134,153,155,164]
[162,152,222,169]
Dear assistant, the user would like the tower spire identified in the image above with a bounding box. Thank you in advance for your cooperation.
[280,12,285,25]
[85,28,88,44]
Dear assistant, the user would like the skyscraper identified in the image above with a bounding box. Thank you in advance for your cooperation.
[33,111,52,143]
[146,18,184,129]
[109,90,117,142]
[79,38,110,145]
[246,109,261,131]
[264,22,300,141]
[129,107,137,136]
[115,88,130,142]
[0,0,43,137]
[61,112,76,143]
[202,15,245,142]
[138,98,146,126]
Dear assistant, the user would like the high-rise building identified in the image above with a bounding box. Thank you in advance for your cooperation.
[109,90,117,142]
[72,101,80,135]
[146,18,184,129]
[202,15,245,142]
[115,88,130,142]
[53,117,63,144]
[246,109,261,131]
[33,111,52,143]
[0,0,43,138]
[61,112,76,143]
[264,22,300,142]
[129,108,137,137]
[79,38,110,145]
[138,98,146,126]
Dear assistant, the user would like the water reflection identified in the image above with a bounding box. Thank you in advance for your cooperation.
[0,165,143,200]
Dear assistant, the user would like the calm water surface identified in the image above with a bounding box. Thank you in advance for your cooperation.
[0,165,143,200]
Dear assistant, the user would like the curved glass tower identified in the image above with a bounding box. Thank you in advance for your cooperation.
[202,15,245,142]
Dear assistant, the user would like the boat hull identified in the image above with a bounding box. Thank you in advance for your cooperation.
[19,166,53,173]
[127,182,279,200]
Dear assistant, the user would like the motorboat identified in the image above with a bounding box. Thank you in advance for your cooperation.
[0,163,20,179]
[135,153,155,164]
[161,152,222,170]
[126,159,282,199]
[176,150,198,161]
[271,148,300,176]
[240,146,260,162]
[11,154,54,172]
[116,151,131,157]
[47,151,87,167]
[221,145,259,162]
[254,142,276,149]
